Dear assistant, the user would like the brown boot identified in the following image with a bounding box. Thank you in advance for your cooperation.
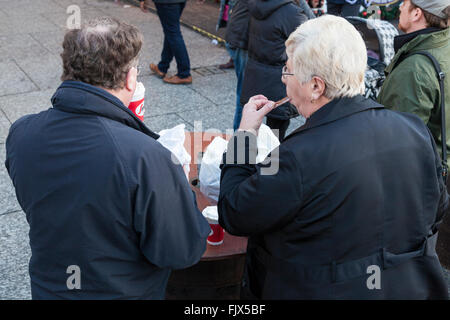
[150,63,166,78]
[219,58,234,69]
[163,75,192,85]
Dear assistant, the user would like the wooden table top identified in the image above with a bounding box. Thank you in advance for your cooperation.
[184,131,248,261]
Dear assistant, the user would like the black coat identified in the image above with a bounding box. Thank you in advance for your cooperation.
[5,81,210,299]
[219,95,449,299]
[240,0,307,120]
[225,0,250,50]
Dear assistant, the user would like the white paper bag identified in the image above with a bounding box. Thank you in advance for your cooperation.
[199,124,280,203]
[157,124,191,179]
[199,136,228,204]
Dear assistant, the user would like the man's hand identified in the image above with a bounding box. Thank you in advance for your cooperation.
[238,95,276,135]
[140,1,148,12]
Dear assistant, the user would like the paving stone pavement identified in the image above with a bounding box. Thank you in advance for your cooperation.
[0,0,448,300]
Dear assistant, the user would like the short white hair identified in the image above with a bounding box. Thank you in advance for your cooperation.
[285,15,367,100]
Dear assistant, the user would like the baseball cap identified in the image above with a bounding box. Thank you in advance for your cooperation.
[411,0,449,19]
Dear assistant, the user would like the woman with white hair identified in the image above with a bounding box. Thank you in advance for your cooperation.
[218,15,449,299]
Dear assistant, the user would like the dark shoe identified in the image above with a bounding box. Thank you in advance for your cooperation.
[219,59,234,69]
[150,63,166,78]
[163,75,192,85]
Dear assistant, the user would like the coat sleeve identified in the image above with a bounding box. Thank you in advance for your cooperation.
[378,58,440,124]
[218,131,303,236]
[280,5,308,40]
[133,145,211,270]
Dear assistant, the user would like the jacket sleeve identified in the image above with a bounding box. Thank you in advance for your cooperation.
[218,131,303,236]
[133,145,211,270]
[378,58,440,124]
[280,5,308,40]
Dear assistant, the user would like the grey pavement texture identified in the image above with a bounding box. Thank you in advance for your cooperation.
[0,0,448,300]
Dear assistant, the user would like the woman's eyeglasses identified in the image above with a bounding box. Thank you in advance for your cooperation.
[282,65,294,79]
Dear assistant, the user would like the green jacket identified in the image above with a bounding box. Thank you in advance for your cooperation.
[378,28,450,160]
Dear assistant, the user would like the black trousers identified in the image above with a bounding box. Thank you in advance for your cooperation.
[327,2,361,17]
[266,117,290,141]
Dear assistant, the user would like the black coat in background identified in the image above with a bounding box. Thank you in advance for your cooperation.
[240,0,307,120]
[225,0,250,50]
[219,95,449,299]
[5,81,210,299]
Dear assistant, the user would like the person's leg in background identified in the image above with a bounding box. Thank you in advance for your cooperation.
[155,2,191,80]
[266,117,290,141]
[340,3,361,17]
[226,43,248,131]
[326,2,343,16]
[157,33,174,74]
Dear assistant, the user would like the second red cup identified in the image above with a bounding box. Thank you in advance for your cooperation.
[202,206,224,245]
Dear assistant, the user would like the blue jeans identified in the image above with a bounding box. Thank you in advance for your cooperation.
[226,44,248,131]
[155,2,191,78]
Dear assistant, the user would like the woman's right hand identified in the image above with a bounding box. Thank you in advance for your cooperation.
[238,95,276,135]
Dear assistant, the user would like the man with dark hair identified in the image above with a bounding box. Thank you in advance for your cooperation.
[5,17,210,300]
[378,0,450,268]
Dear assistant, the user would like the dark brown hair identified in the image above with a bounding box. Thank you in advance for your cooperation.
[61,17,143,90]
[410,1,450,29]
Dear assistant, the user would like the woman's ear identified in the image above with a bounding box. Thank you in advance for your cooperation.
[311,76,326,100]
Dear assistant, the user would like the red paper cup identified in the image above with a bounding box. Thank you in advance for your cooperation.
[202,206,224,246]
[207,222,224,246]
[128,82,145,121]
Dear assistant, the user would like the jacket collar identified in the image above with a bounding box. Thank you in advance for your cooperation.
[393,27,441,54]
[284,95,384,141]
[51,81,160,140]
[386,27,449,75]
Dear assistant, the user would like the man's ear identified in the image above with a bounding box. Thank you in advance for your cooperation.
[125,67,138,93]
[412,6,424,23]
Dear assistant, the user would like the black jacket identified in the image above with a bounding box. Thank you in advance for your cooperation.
[225,0,250,50]
[5,81,210,299]
[240,0,307,120]
[219,95,449,299]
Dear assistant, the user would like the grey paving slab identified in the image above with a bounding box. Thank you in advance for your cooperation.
[0,89,54,123]
[182,28,230,69]
[139,75,213,117]
[100,4,157,24]
[51,0,110,10]
[177,100,236,133]
[143,113,193,134]
[0,60,38,97]
[29,30,66,56]
[0,0,65,16]
[0,144,21,215]
[285,115,306,136]
[41,8,111,29]
[0,34,50,61]
[0,13,60,36]
[0,210,31,300]
[14,53,63,91]
[0,115,11,144]
[190,70,236,106]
